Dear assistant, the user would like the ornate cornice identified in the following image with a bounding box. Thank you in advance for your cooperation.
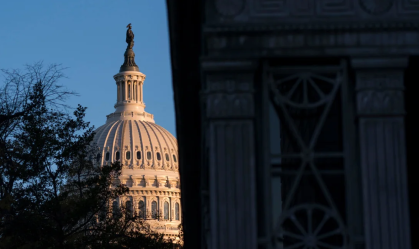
[127,189,181,197]
[204,21,419,33]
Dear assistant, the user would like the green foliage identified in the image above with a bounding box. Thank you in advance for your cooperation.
[0,63,181,249]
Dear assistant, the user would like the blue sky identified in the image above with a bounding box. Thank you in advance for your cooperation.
[0,0,176,136]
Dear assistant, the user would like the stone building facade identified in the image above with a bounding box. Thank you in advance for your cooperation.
[167,1,418,248]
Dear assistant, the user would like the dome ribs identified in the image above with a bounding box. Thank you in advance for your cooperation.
[128,120,134,168]
[102,121,121,163]
[138,120,154,169]
[133,120,145,168]
[143,121,164,170]
[149,122,175,170]
[111,121,124,162]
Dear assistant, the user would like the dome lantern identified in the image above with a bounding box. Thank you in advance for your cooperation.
[109,24,154,123]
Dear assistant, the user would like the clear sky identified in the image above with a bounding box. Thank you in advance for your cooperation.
[0,0,176,136]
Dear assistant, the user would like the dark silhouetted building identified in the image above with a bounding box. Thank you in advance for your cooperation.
[166,1,418,248]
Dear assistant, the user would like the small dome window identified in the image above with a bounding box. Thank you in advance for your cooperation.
[105,152,110,161]
[126,151,131,160]
[164,201,169,220]
[96,153,101,162]
[115,151,120,161]
[136,151,141,160]
[147,151,152,160]
[156,152,161,161]
[165,153,169,161]
[126,200,132,217]
[151,201,158,219]
[175,203,180,221]
[173,154,177,163]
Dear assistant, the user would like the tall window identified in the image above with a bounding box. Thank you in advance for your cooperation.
[105,152,110,161]
[126,200,132,217]
[139,200,145,219]
[147,151,152,160]
[175,203,180,221]
[136,151,141,160]
[115,151,120,161]
[156,152,161,161]
[151,201,157,219]
[112,201,119,218]
[126,151,131,160]
[164,201,169,220]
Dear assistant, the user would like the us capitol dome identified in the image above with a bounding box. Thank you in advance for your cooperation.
[92,24,181,238]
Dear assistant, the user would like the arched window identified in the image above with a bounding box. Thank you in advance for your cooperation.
[156,152,161,161]
[151,201,158,219]
[165,153,170,161]
[136,151,141,160]
[147,151,152,160]
[164,201,169,220]
[125,200,132,217]
[173,154,177,163]
[112,201,119,218]
[115,151,120,161]
[96,153,101,162]
[126,151,131,160]
[175,203,180,221]
[105,152,110,161]
[139,200,145,219]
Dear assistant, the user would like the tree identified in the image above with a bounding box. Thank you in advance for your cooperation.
[0,63,181,249]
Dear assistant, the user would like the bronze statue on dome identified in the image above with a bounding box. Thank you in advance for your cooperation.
[126,23,134,49]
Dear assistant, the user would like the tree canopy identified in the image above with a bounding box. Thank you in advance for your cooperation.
[0,63,181,249]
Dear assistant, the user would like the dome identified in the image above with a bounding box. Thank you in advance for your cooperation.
[93,118,181,237]
[92,27,181,238]
[93,120,179,174]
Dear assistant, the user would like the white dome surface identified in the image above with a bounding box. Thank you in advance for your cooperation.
[92,68,181,238]
[94,120,178,175]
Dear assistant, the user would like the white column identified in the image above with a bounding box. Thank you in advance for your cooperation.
[140,82,143,102]
[120,81,123,102]
[117,83,120,102]
[131,82,133,101]
[133,81,138,102]
[124,81,128,101]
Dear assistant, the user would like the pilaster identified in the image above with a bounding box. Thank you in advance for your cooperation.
[352,57,411,249]
[202,60,257,249]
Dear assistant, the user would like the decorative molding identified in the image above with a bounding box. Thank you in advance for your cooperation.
[251,0,287,16]
[204,22,419,33]
[356,90,404,116]
[204,76,254,118]
[206,30,419,51]
[214,0,245,17]
[317,0,355,16]
[360,0,394,15]
[399,0,419,14]
[249,0,356,16]
[355,71,405,116]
